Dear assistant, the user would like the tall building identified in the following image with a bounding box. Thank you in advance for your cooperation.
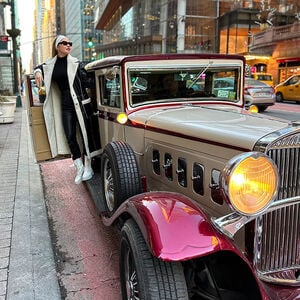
[31,0,299,83]
[0,2,20,95]
[33,0,101,65]
[94,0,299,84]
[94,0,220,56]
[64,0,82,59]
[219,0,299,83]
[33,0,57,66]
[0,5,12,93]
[65,0,101,62]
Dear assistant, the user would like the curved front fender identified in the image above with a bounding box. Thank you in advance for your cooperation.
[103,191,238,261]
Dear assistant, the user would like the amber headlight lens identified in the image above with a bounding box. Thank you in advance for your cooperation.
[222,152,278,216]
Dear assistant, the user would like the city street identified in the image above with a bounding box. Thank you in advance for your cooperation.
[263,101,300,121]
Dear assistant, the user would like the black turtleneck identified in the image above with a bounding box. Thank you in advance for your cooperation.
[52,56,69,91]
[52,55,74,110]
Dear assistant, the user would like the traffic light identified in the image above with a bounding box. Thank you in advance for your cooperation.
[0,35,9,50]
[0,35,9,42]
[87,38,94,48]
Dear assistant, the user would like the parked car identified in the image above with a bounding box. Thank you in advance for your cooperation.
[214,77,275,111]
[244,77,275,111]
[250,72,274,86]
[26,54,300,299]
[275,74,300,102]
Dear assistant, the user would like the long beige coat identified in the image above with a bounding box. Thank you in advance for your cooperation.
[39,54,100,159]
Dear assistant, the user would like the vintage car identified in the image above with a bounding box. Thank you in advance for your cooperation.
[27,54,300,299]
[214,77,275,111]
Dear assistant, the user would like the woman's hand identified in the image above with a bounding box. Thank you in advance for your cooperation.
[35,71,44,88]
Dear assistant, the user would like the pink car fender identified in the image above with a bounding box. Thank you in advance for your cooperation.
[103,191,241,261]
[102,191,276,299]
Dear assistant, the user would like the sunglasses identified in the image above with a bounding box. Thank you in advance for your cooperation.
[58,41,73,46]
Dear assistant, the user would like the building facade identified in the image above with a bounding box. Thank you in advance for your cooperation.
[219,0,299,84]
[94,0,220,57]
[33,0,101,65]
[0,2,20,95]
[250,19,300,84]
[65,0,101,63]
[0,6,12,93]
[33,0,57,67]
[30,0,299,83]
[94,0,299,84]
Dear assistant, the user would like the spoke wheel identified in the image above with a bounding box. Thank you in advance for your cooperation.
[120,219,188,300]
[102,157,115,212]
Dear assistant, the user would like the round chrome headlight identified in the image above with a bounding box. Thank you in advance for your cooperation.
[221,152,278,216]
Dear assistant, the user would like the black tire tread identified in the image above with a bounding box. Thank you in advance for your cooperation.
[121,219,188,300]
[106,141,141,201]
[276,92,283,102]
[101,141,142,214]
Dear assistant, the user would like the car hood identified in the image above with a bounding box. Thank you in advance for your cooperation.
[129,105,289,151]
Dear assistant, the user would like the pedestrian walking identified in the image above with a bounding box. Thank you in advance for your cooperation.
[34,35,101,184]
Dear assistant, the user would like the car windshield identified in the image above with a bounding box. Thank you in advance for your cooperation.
[256,75,272,81]
[127,65,242,107]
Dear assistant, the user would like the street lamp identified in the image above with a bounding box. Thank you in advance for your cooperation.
[0,0,21,104]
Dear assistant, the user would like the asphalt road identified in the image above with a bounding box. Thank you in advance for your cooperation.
[262,102,300,121]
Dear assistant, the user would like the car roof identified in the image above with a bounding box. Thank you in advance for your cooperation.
[85,53,245,71]
[245,78,269,86]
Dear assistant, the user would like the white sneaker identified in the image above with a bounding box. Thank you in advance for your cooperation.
[82,156,94,181]
[74,158,84,184]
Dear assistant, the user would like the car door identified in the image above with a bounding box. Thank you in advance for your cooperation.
[95,68,125,148]
[24,74,52,161]
[285,75,300,101]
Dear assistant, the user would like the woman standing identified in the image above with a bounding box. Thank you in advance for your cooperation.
[34,35,101,184]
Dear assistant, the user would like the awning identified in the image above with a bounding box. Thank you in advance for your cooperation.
[277,57,300,63]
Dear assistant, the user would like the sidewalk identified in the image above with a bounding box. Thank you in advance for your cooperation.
[0,104,61,299]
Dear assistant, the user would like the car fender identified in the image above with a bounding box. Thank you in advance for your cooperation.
[102,191,240,261]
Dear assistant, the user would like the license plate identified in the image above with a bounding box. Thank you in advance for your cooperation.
[256,93,270,97]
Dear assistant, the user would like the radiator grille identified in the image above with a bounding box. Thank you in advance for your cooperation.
[254,145,300,285]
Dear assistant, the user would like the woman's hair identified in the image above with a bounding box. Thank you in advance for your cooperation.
[52,38,58,57]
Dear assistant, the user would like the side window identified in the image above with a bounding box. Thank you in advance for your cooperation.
[100,74,120,108]
[290,76,300,85]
